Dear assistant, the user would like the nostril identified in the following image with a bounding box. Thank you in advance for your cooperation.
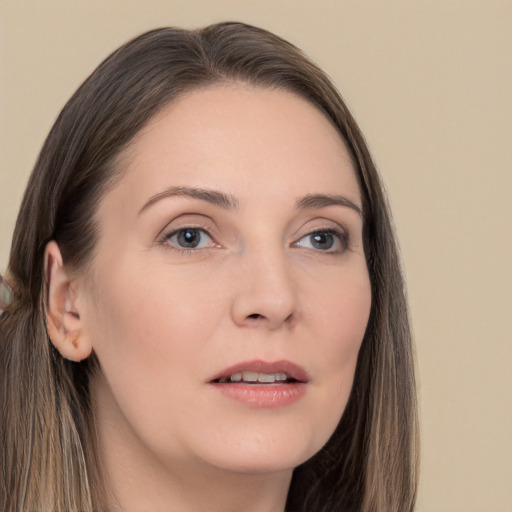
[248,313,263,320]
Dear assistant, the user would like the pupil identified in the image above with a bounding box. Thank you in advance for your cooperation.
[178,229,200,248]
[312,232,333,250]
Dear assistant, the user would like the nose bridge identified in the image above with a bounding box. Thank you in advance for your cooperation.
[231,238,298,329]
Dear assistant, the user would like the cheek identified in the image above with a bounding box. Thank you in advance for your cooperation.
[82,271,225,448]
[88,271,218,373]
[311,272,371,395]
[314,267,371,339]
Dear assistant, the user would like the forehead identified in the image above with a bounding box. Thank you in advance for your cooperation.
[104,85,361,214]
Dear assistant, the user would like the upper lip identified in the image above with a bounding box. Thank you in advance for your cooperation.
[209,359,310,383]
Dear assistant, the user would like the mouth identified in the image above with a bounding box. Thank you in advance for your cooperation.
[208,360,309,407]
[214,371,299,384]
[209,360,309,385]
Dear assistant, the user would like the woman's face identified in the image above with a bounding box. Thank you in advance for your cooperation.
[77,86,371,477]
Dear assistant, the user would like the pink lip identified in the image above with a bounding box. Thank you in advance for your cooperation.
[208,359,309,409]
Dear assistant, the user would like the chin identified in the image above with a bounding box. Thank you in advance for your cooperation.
[210,454,306,476]
[196,431,323,475]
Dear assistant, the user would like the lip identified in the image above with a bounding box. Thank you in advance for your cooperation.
[208,359,309,409]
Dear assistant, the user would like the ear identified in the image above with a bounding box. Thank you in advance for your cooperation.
[44,241,92,362]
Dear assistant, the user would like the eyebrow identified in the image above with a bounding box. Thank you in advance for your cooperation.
[138,186,362,218]
[296,193,363,218]
[138,186,239,215]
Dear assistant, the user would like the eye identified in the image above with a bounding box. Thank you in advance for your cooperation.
[165,227,214,250]
[296,229,347,252]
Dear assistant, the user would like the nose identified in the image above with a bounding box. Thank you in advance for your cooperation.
[230,246,299,330]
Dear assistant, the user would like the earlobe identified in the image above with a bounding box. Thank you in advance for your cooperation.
[44,241,92,362]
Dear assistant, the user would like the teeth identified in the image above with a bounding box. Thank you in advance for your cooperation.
[257,373,276,383]
[241,371,258,382]
[218,371,289,383]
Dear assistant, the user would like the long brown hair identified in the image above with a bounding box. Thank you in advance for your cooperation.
[0,22,418,511]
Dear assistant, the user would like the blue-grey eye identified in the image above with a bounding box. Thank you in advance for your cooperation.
[167,228,212,249]
[297,230,345,251]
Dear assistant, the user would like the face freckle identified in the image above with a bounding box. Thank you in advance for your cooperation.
[79,85,372,481]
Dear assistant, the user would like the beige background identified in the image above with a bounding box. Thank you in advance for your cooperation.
[1,1,511,511]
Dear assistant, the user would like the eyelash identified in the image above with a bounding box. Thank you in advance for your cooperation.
[158,226,349,255]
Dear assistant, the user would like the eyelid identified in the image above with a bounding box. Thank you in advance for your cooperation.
[155,211,219,238]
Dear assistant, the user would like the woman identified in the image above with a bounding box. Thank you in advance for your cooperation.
[0,22,418,512]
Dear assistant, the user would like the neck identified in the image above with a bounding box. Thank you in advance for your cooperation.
[109,459,292,512]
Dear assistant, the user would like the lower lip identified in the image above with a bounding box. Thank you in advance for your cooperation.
[209,382,307,408]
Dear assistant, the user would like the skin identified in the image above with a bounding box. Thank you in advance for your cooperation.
[46,86,372,512]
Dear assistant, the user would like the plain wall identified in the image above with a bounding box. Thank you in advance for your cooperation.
[1,1,511,511]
